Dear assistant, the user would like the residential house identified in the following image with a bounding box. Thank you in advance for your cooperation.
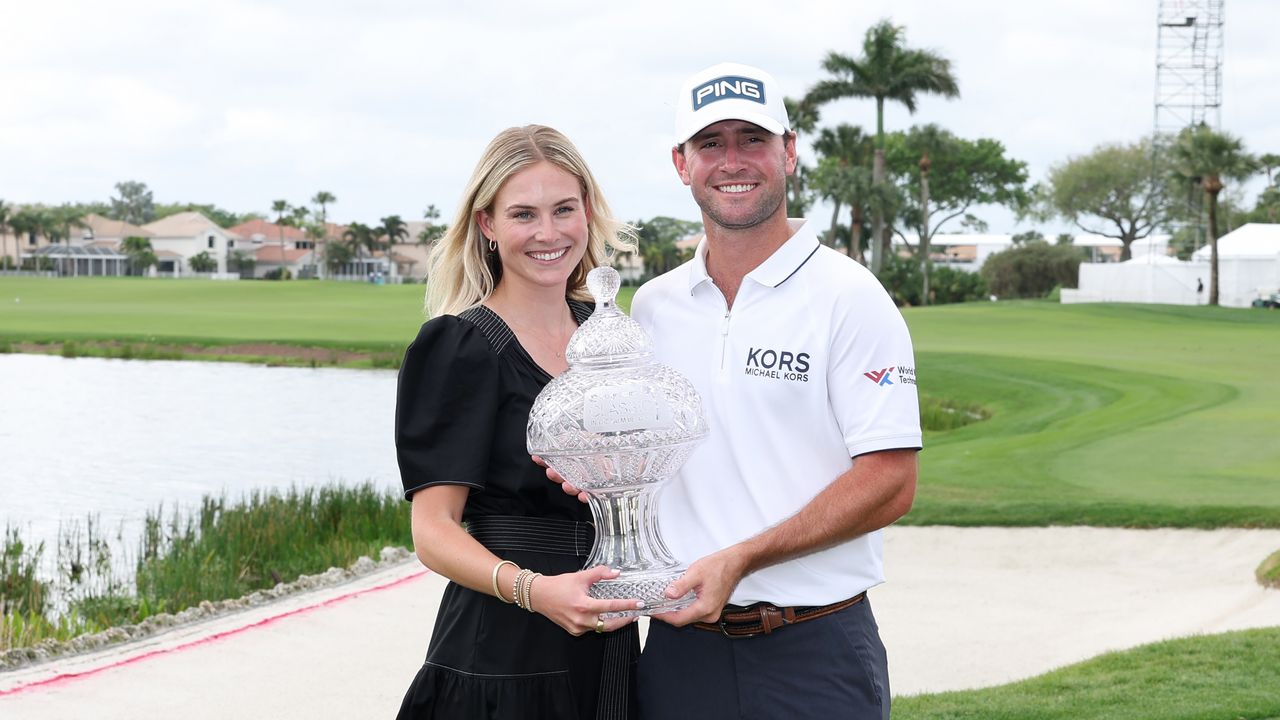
[8,213,144,276]
[228,219,316,279]
[141,212,242,276]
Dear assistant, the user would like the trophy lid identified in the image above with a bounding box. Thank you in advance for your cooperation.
[528,265,708,460]
[565,267,652,367]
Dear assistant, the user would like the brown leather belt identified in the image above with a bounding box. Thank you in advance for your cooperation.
[692,592,867,638]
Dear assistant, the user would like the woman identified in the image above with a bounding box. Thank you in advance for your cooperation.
[395,125,641,720]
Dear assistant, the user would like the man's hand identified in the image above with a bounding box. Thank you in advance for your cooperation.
[532,455,589,504]
[650,545,750,627]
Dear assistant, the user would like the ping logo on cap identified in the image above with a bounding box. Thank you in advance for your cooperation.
[691,75,766,110]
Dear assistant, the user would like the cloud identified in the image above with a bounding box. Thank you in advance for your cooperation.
[1,0,1275,232]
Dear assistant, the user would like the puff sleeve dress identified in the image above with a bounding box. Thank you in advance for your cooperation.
[394,301,638,720]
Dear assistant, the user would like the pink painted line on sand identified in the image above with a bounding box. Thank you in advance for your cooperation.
[0,568,431,697]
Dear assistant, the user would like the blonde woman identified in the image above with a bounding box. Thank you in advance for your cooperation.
[395,125,640,720]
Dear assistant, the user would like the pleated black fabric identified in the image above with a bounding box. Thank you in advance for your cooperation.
[394,300,638,720]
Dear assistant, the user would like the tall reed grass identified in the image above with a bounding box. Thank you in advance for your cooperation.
[920,394,989,432]
[1,483,410,652]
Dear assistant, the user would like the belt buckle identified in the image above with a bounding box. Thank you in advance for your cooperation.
[716,616,758,639]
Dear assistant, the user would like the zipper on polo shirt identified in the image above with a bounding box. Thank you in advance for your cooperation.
[719,310,731,372]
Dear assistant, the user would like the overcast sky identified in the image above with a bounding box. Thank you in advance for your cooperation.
[3,0,1276,235]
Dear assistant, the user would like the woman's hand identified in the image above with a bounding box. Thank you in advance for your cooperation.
[532,455,589,504]
[529,565,643,635]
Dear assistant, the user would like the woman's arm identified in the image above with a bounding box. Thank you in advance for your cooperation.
[410,485,641,634]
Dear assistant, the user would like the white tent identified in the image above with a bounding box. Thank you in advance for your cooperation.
[1192,223,1280,261]
[1064,224,1280,307]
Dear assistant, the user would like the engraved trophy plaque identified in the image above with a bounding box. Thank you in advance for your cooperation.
[527,266,708,617]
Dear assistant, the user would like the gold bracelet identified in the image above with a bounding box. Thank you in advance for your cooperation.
[524,573,542,613]
[512,569,532,610]
[519,570,533,611]
[491,560,517,604]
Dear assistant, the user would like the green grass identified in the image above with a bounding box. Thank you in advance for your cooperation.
[4,278,1277,526]
[0,276,637,346]
[903,302,1280,527]
[895,627,1280,719]
[1260,550,1280,589]
[0,277,637,367]
[3,280,1278,707]
[0,276,425,345]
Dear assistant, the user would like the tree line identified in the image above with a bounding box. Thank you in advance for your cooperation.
[770,19,1277,306]
[5,19,1277,302]
[0,183,449,279]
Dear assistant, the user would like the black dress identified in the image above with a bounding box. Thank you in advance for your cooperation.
[395,300,639,720]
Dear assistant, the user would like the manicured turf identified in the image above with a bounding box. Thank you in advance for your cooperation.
[2,277,1277,527]
[894,627,1280,719]
[0,276,636,351]
[0,276,428,351]
[903,302,1280,527]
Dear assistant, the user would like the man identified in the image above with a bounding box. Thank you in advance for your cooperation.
[630,62,922,719]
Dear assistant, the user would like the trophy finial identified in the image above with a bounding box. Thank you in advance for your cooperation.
[587,266,620,306]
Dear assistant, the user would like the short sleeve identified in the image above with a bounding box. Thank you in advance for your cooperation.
[828,281,923,457]
[395,316,501,499]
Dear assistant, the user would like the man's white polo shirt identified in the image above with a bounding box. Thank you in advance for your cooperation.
[631,219,921,606]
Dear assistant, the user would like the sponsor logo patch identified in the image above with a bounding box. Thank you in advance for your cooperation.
[743,346,810,383]
[864,365,916,387]
[864,367,894,386]
[692,75,766,111]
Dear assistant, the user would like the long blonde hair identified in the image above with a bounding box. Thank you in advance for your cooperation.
[425,125,636,317]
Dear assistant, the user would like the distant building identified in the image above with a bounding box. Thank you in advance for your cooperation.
[228,219,316,278]
[1071,234,1171,263]
[141,212,242,277]
[893,234,1015,272]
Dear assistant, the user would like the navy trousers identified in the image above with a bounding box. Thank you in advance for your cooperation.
[638,596,890,720]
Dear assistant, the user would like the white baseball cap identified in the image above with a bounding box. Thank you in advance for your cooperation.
[674,62,791,145]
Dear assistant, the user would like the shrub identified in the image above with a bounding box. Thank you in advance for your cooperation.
[877,253,988,306]
[188,251,217,273]
[980,242,1085,299]
[931,265,989,304]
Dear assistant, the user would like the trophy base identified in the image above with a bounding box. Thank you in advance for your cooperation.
[591,574,696,619]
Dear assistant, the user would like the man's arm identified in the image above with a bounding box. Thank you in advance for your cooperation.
[653,447,917,626]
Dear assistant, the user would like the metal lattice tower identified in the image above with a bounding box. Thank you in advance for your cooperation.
[1154,0,1225,137]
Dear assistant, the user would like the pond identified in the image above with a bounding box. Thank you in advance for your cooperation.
[0,354,402,556]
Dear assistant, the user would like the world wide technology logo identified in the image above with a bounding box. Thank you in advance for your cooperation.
[864,366,916,386]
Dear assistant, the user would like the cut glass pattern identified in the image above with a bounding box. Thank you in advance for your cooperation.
[528,266,707,616]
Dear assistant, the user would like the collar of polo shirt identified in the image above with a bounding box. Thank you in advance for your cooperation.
[686,219,820,295]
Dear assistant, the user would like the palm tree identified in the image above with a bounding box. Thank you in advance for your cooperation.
[271,200,292,278]
[906,124,947,304]
[342,222,378,277]
[783,96,821,215]
[122,236,157,276]
[417,205,447,245]
[0,200,11,270]
[1259,154,1280,186]
[289,206,312,278]
[812,124,876,263]
[8,208,40,269]
[311,191,336,278]
[1170,124,1258,306]
[377,214,409,282]
[808,20,959,274]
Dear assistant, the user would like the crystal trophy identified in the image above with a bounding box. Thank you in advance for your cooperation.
[527,266,708,617]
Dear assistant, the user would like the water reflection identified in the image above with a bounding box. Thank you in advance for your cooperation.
[0,354,401,554]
